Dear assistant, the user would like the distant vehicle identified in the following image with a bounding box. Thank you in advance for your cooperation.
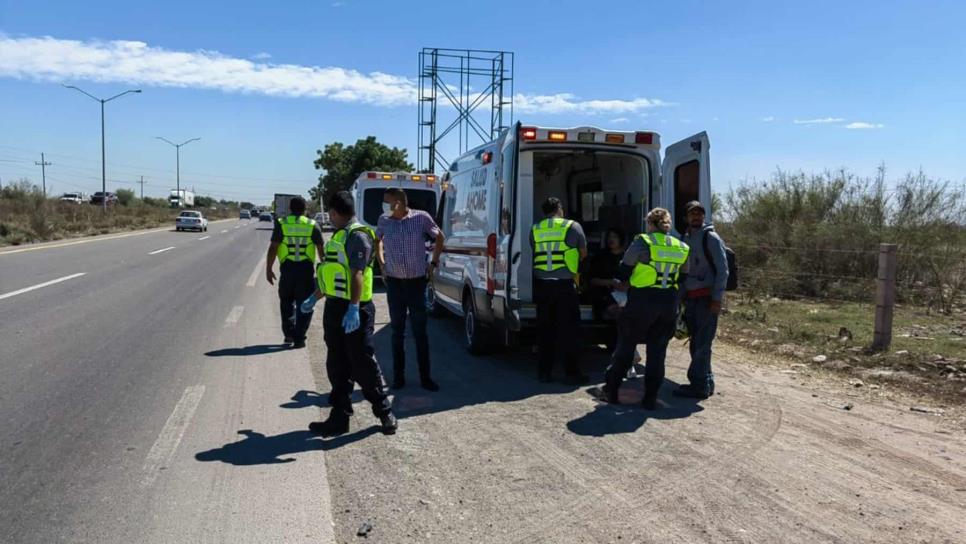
[351,171,441,230]
[259,211,273,222]
[430,123,712,353]
[169,189,195,208]
[176,210,208,232]
[313,212,331,229]
[273,193,300,218]
[239,209,251,219]
[60,192,85,204]
[90,191,118,205]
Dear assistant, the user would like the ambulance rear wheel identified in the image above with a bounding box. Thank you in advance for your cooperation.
[463,293,491,355]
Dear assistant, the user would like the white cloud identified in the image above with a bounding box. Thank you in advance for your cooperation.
[250,52,271,60]
[331,1,346,7]
[515,93,669,115]
[0,35,672,116]
[609,117,629,124]
[0,35,417,106]
[761,116,775,122]
[844,121,884,129]
[793,117,845,125]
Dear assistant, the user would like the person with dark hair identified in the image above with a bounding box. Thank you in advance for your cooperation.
[588,227,627,320]
[265,195,323,348]
[530,196,589,384]
[300,190,397,436]
[376,186,444,391]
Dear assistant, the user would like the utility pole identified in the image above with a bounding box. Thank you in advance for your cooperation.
[138,176,146,199]
[35,153,51,196]
[155,137,201,207]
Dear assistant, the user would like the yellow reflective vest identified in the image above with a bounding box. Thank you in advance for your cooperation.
[317,222,374,302]
[629,232,690,289]
[277,215,317,263]
[532,217,579,274]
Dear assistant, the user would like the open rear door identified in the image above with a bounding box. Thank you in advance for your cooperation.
[661,131,711,236]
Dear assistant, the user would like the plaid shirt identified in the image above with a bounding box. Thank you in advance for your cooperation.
[376,209,441,279]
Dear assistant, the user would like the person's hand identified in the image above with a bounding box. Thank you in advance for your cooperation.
[709,300,722,314]
[266,268,276,286]
[615,281,630,292]
[611,278,622,291]
[342,303,361,334]
[300,293,318,314]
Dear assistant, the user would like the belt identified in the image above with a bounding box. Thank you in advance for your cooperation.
[687,287,712,299]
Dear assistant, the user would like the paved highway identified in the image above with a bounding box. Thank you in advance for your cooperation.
[0,220,335,543]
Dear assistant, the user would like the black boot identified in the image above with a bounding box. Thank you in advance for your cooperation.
[673,384,710,399]
[642,385,660,410]
[595,382,620,404]
[379,412,398,435]
[309,410,350,437]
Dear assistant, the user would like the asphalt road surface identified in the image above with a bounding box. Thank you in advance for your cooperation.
[1,222,964,543]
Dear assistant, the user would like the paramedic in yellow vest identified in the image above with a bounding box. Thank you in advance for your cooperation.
[530,197,589,385]
[598,208,690,410]
[299,191,396,437]
[265,196,323,349]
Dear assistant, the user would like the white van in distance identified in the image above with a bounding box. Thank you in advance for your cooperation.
[428,123,711,353]
[351,171,442,230]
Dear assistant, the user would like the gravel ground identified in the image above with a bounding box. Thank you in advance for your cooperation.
[305,289,966,544]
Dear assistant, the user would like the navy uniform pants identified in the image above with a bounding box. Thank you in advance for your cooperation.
[604,288,678,396]
[323,298,391,417]
[278,261,315,342]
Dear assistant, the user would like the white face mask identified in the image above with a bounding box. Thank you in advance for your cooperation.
[382,202,392,214]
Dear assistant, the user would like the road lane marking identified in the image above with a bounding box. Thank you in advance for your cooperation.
[0,219,236,256]
[0,273,86,301]
[198,236,210,240]
[224,305,244,327]
[234,226,240,229]
[220,229,228,234]
[141,385,205,488]
[246,254,267,287]
[148,246,176,255]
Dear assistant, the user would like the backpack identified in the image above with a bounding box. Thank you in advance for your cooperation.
[702,229,738,291]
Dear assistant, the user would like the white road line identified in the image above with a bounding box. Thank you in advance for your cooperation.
[198,235,211,240]
[246,254,267,287]
[141,385,205,488]
[224,305,244,327]
[234,226,240,229]
[220,229,228,234]
[148,246,176,255]
[0,273,86,301]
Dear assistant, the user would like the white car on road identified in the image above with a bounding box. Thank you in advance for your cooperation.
[176,210,208,232]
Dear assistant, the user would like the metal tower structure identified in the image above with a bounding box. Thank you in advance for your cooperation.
[418,48,514,173]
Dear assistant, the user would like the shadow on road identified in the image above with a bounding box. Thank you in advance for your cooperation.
[204,344,291,357]
[194,428,379,465]
[566,379,704,437]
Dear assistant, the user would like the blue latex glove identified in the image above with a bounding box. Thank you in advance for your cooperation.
[342,303,360,334]
[300,293,318,314]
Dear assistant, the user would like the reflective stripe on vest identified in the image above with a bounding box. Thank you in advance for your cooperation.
[629,232,690,289]
[532,218,579,274]
[277,215,317,263]
[317,222,374,302]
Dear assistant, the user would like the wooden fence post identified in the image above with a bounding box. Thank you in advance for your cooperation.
[872,243,897,351]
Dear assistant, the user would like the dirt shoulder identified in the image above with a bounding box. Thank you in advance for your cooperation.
[305,293,966,544]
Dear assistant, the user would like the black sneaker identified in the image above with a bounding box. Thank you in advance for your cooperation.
[563,373,590,386]
[392,375,406,389]
[292,340,306,349]
[672,384,710,399]
[309,413,349,437]
[379,412,398,435]
[420,378,440,392]
[283,336,294,344]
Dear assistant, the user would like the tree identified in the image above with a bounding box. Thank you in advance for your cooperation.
[195,195,216,208]
[310,136,413,207]
[116,188,136,206]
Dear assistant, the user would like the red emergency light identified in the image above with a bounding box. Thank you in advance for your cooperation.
[520,127,537,141]
[635,132,654,145]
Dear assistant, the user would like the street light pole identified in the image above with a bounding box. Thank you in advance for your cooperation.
[155,137,200,207]
[64,85,142,212]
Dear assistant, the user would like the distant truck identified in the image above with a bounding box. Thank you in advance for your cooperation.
[169,189,195,208]
[273,193,301,218]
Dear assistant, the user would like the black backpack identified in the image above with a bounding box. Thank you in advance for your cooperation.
[702,229,738,291]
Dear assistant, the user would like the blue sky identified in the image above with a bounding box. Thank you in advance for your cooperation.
[1,0,963,204]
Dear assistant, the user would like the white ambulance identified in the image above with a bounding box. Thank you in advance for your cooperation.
[428,123,712,353]
[351,171,441,230]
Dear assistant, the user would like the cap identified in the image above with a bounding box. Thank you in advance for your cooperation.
[685,200,706,214]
